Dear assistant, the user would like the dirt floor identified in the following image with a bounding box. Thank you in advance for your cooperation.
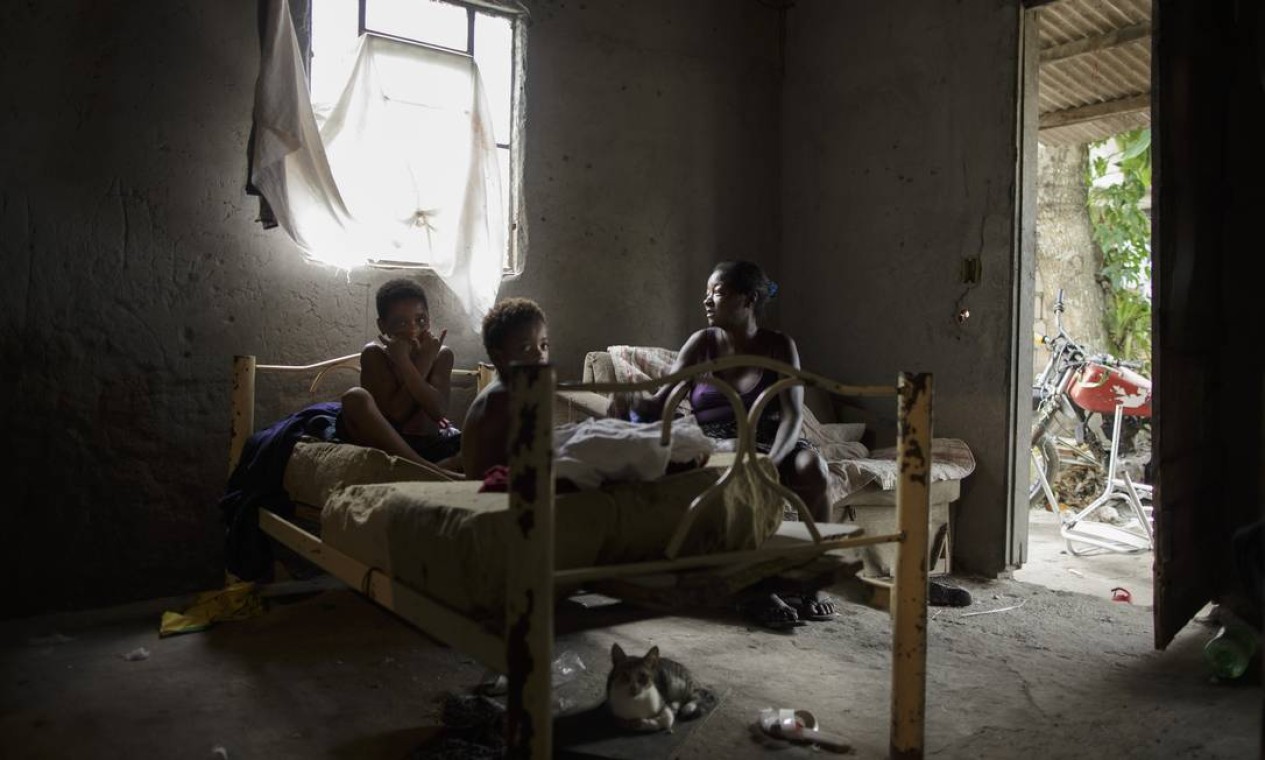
[1,571,1259,759]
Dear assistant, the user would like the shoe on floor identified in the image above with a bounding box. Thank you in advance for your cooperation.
[929,579,972,607]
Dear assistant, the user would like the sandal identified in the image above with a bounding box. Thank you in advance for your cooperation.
[778,590,838,621]
[738,593,805,630]
[756,708,852,754]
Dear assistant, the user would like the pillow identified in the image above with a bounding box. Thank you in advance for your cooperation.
[583,351,616,384]
[799,405,865,445]
[807,412,868,461]
[819,422,866,443]
[554,390,614,425]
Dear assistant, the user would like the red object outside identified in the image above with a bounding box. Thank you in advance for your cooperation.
[1069,362,1153,417]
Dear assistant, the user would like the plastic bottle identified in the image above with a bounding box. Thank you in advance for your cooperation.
[1203,615,1259,680]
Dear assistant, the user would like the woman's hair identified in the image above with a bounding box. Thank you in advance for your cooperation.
[482,297,547,356]
[375,278,429,319]
[713,261,779,316]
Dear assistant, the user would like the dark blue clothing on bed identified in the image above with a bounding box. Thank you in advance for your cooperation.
[399,426,462,462]
[220,401,342,581]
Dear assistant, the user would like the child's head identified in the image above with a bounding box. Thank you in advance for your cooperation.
[482,298,549,376]
[376,279,430,341]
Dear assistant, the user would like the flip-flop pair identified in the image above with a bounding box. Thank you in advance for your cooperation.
[739,591,838,630]
[738,593,803,630]
[778,590,838,621]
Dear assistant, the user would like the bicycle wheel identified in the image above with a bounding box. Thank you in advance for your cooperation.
[1028,434,1059,509]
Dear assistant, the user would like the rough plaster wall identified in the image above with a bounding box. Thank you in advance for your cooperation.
[780,0,1023,575]
[506,0,783,374]
[0,0,779,615]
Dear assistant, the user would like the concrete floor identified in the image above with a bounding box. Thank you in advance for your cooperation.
[1,576,1259,759]
[1014,509,1154,606]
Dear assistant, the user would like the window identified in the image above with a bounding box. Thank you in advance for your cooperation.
[310,0,520,272]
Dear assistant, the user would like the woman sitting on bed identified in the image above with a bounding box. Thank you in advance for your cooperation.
[633,261,836,627]
[634,261,831,522]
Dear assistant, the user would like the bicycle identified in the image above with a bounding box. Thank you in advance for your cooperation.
[1030,290,1154,555]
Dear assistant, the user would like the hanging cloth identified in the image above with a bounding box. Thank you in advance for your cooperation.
[250,0,504,330]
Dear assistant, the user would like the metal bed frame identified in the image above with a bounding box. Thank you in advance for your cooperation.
[227,353,933,758]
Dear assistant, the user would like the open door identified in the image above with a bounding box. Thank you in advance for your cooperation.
[1152,0,1265,648]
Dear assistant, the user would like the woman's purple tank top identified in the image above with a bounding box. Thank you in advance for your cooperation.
[690,369,777,424]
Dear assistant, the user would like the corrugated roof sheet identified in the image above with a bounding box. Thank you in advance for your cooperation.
[1037,0,1151,146]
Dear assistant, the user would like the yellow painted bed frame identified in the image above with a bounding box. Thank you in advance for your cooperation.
[228,354,932,759]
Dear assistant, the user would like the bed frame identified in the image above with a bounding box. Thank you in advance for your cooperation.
[228,353,932,759]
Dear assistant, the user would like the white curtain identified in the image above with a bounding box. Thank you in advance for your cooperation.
[251,0,505,331]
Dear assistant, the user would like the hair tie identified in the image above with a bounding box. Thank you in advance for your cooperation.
[768,281,779,299]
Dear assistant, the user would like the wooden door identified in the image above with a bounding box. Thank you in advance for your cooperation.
[1152,0,1265,648]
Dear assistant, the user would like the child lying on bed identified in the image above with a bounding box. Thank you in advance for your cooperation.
[461,298,549,480]
[338,278,462,473]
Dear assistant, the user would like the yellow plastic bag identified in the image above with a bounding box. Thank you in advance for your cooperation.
[159,581,264,637]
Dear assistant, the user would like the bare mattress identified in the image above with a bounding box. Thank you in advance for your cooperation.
[283,442,783,621]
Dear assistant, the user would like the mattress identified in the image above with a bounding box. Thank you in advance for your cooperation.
[837,478,961,507]
[283,443,783,622]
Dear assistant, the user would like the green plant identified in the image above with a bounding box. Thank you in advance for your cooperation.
[1086,128,1152,371]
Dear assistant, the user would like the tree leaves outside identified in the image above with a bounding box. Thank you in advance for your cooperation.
[1086,128,1152,371]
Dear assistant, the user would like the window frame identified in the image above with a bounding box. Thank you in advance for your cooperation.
[343,0,523,274]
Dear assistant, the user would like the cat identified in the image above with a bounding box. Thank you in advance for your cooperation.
[606,643,702,733]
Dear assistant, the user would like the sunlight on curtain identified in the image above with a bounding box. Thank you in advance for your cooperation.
[251,0,504,330]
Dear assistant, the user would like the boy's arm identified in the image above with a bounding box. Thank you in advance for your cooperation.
[462,389,511,480]
[389,337,451,423]
[361,345,419,425]
[422,346,454,423]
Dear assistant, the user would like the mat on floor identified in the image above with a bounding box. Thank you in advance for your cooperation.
[554,689,720,759]
[409,690,720,759]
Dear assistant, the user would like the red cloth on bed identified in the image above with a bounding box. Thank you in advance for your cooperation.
[477,465,584,494]
[478,465,510,493]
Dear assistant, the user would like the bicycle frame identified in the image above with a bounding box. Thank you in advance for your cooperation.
[1029,290,1154,555]
[1059,404,1154,555]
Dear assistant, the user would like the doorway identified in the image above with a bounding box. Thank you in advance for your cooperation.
[1012,0,1155,604]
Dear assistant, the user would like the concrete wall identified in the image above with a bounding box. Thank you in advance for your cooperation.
[504,0,783,375]
[0,0,780,615]
[780,0,1024,574]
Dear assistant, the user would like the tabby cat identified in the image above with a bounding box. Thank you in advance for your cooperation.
[606,643,702,733]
